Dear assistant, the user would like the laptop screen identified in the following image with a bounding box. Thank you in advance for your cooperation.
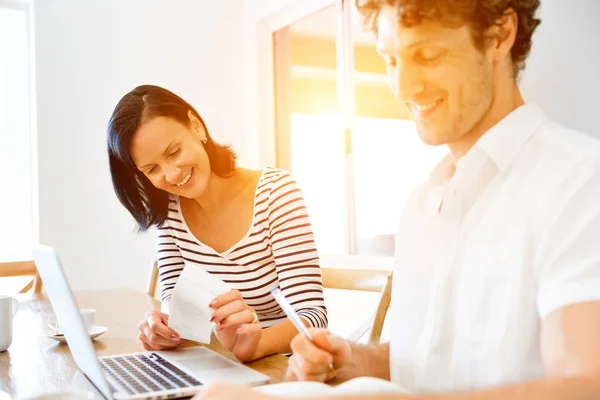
[33,245,113,400]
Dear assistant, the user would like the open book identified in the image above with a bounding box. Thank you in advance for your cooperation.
[254,377,407,397]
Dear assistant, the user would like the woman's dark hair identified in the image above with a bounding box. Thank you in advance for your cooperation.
[107,84,237,231]
[356,0,541,78]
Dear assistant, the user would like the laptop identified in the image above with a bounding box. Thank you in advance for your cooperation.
[33,245,270,400]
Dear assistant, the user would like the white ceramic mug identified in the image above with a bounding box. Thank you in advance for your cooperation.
[0,295,19,352]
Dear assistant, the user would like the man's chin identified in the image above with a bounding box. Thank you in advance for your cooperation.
[416,128,447,147]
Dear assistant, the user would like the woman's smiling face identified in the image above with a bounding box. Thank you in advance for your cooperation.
[129,112,212,199]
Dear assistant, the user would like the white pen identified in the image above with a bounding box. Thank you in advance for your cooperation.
[270,287,335,371]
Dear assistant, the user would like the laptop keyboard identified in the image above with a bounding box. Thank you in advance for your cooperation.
[100,353,203,395]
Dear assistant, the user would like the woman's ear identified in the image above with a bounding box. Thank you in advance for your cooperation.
[187,110,201,134]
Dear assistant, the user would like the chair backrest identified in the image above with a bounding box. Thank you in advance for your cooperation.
[0,260,43,293]
[321,268,392,344]
[147,260,159,298]
[146,261,392,344]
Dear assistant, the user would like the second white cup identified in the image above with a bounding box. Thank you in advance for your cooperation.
[78,308,96,331]
[53,308,96,334]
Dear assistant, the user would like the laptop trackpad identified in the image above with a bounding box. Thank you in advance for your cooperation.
[157,347,269,384]
[178,355,236,372]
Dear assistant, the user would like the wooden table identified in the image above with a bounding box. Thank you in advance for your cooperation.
[0,288,289,399]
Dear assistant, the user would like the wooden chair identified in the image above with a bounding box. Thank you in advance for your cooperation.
[146,261,392,344]
[321,268,392,344]
[0,261,43,294]
[147,260,159,298]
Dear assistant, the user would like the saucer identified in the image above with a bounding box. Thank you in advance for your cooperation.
[45,325,108,343]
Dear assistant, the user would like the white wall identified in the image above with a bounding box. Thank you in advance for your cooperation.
[35,0,247,291]
[516,1,600,136]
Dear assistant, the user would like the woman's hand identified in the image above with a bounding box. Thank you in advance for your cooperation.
[210,290,262,362]
[138,310,184,351]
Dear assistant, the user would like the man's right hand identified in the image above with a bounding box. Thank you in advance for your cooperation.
[286,328,352,382]
[138,310,182,351]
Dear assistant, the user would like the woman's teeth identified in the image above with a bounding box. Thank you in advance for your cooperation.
[176,170,192,187]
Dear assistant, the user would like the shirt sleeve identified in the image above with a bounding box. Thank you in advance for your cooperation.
[536,156,600,319]
[267,170,328,328]
[156,225,185,308]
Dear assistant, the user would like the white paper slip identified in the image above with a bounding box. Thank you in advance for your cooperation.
[168,266,232,344]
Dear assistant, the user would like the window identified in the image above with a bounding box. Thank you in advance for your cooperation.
[0,0,37,262]
[273,1,445,257]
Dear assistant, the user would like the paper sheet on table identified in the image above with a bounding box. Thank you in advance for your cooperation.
[168,266,232,344]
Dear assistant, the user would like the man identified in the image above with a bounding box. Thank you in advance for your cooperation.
[194,0,600,399]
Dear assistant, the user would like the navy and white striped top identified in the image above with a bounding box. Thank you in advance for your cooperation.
[156,166,328,329]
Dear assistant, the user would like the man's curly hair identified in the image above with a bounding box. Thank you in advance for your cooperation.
[356,0,541,77]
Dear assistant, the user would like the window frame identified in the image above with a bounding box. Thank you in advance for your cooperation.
[255,0,395,266]
[0,0,38,261]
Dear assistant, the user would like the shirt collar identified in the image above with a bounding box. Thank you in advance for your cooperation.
[476,103,547,172]
[428,153,455,188]
[428,103,547,186]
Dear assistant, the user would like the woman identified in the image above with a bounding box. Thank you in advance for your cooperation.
[107,85,327,362]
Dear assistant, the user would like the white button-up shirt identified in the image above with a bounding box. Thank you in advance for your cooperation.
[390,103,600,394]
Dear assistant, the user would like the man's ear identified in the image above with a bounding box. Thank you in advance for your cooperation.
[489,8,519,64]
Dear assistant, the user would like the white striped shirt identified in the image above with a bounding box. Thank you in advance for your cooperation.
[156,166,328,329]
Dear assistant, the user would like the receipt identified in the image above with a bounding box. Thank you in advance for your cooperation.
[168,266,232,343]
